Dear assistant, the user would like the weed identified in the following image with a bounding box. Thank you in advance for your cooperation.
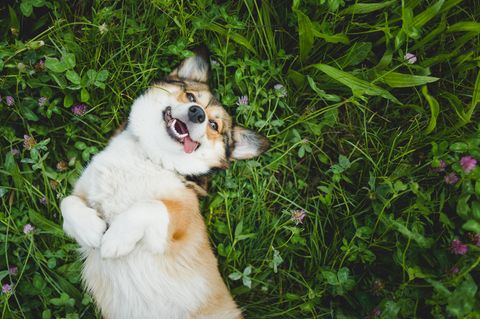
[0,0,479,318]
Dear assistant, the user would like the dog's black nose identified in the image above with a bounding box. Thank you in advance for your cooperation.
[188,105,205,123]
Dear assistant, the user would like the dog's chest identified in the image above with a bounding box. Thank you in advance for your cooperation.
[81,153,185,221]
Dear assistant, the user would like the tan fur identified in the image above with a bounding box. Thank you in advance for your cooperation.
[112,121,127,138]
[161,190,243,318]
[185,180,208,197]
[205,106,231,138]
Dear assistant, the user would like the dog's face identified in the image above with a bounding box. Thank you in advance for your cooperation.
[128,52,269,175]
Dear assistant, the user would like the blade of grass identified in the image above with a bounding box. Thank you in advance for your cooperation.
[448,21,480,33]
[340,0,396,15]
[312,30,350,44]
[203,23,257,55]
[293,8,314,62]
[313,64,401,104]
[413,0,445,28]
[422,85,440,134]
[380,72,440,88]
[466,68,480,120]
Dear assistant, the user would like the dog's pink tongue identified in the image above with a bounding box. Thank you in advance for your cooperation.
[183,136,199,153]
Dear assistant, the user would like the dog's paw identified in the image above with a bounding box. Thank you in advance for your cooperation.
[99,200,170,258]
[144,217,169,255]
[100,219,143,259]
[61,197,107,248]
[71,212,106,248]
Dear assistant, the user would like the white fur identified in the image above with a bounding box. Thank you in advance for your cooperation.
[61,195,106,248]
[100,201,169,258]
[128,87,226,175]
[61,87,236,318]
[62,129,213,319]
[231,127,265,160]
[81,247,209,319]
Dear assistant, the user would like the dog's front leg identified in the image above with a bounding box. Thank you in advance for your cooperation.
[100,200,169,259]
[61,195,107,248]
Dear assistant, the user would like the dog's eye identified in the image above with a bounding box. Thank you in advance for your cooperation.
[186,92,196,103]
[209,120,219,131]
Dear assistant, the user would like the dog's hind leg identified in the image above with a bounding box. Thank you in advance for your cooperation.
[61,195,107,248]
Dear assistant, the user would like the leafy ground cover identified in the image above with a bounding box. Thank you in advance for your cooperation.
[1,0,480,318]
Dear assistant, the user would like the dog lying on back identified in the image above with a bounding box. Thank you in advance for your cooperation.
[60,50,269,319]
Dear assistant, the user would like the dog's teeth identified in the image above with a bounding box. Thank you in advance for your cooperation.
[166,117,189,141]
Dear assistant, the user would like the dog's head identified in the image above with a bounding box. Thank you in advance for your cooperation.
[128,50,269,175]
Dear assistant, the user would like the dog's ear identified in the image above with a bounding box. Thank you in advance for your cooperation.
[168,47,210,83]
[231,126,269,160]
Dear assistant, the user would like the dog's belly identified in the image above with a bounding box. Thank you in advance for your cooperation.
[82,246,209,319]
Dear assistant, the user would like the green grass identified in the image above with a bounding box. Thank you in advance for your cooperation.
[1,0,480,318]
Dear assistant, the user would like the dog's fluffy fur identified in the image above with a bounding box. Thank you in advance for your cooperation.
[60,51,269,319]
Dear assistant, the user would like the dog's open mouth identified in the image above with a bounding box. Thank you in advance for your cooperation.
[163,107,199,154]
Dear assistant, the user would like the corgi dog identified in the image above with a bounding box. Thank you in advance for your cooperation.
[60,49,269,319]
